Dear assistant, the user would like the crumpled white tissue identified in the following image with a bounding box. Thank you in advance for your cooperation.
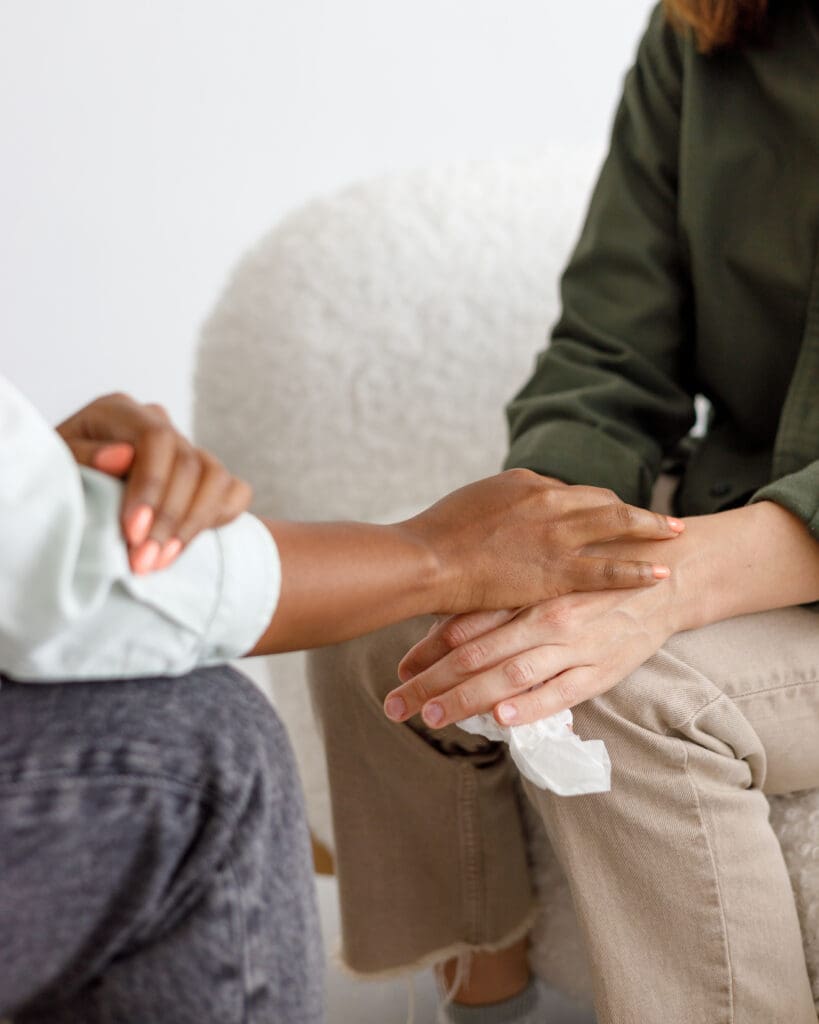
[458,709,611,796]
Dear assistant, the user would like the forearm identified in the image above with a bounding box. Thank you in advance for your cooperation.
[247,519,446,654]
[247,469,683,655]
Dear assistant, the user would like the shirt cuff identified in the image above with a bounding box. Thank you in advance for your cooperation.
[204,514,281,662]
[749,459,819,539]
[504,420,655,506]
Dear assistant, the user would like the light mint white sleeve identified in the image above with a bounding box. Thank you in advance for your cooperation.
[0,377,281,682]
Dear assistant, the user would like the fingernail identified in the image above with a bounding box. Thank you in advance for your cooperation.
[155,538,182,570]
[128,505,154,546]
[93,443,133,473]
[652,564,672,579]
[497,703,518,724]
[132,539,161,575]
[397,665,415,683]
[423,702,444,727]
[384,696,406,721]
[666,517,685,532]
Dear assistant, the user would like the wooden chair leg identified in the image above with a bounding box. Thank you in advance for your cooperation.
[312,833,335,876]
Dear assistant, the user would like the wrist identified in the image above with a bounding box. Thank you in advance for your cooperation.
[659,531,712,634]
[650,502,814,634]
[640,513,733,635]
[391,518,455,613]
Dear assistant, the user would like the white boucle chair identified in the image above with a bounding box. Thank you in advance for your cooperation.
[193,151,819,1009]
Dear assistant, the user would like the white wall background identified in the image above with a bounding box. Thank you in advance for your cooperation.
[0,0,653,430]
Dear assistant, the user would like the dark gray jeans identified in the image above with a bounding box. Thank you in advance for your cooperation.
[0,665,323,1024]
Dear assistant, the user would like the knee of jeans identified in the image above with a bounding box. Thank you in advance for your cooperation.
[150,667,298,811]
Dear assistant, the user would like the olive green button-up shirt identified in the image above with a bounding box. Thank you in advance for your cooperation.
[505,1,819,537]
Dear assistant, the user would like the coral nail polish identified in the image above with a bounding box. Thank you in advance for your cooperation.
[128,505,154,546]
[156,538,183,570]
[132,539,160,575]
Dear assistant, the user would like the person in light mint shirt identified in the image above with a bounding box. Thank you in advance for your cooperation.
[0,378,280,681]
[0,377,680,1023]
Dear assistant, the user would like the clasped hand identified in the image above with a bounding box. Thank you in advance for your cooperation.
[57,393,252,574]
[384,550,681,730]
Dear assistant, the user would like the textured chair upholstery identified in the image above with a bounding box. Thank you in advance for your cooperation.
[193,153,819,1007]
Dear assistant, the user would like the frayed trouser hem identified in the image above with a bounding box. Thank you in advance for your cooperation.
[331,906,538,982]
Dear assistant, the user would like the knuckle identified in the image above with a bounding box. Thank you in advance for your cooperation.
[597,488,618,505]
[504,467,534,485]
[409,677,432,707]
[614,503,634,529]
[145,402,170,422]
[453,642,486,673]
[176,515,202,542]
[600,560,620,583]
[151,508,178,532]
[399,655,419,680]
[534,601,569,630]
[505,468,532,485]
[542,483,565,509]
[556,677,579,706]
[594,501,630,534]
[177,446,200,471]
[231,477,254,505]
[503,658,533,690]
[195,447,221,471]
[525,690,547,719]
[454,687,478,717]
[546,608,570,634]
[133,473,166,499]
[440,620,469,650]
[541,491,558,517]
[101,390,132,406]
[143,423,175,447]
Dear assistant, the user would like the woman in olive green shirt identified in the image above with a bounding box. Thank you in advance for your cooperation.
[312,3,819,1022]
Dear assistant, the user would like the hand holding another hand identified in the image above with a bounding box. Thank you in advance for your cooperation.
[403,468,683,614]
[383,570,679,730]
[57,393,252,574]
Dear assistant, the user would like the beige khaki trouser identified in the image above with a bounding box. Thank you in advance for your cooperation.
[308,607,819,1024]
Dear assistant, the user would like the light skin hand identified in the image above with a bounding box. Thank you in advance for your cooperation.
[384,587,672,728]
[57,393,252,574]
[383,501,819,728]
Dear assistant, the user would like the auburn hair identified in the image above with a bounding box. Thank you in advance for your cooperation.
[664,0,770,52]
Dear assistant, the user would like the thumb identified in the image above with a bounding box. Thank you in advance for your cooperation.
[66,439,135,477]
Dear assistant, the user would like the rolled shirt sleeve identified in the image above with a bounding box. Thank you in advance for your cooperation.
[751,461,819,540]
[0,377,280,682]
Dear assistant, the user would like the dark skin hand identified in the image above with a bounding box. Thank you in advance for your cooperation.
[247,472,684,654]
[57,392,252,574]
[383,502,819,731]
[59,392,684,654]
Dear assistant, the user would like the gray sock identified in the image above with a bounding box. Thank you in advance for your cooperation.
[439,978,541,1024]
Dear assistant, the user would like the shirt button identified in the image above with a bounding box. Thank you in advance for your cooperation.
[710,481,731,498]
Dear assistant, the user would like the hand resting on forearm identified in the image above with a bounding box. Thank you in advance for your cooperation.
[382,500,819,729]
[247,470,682,655]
